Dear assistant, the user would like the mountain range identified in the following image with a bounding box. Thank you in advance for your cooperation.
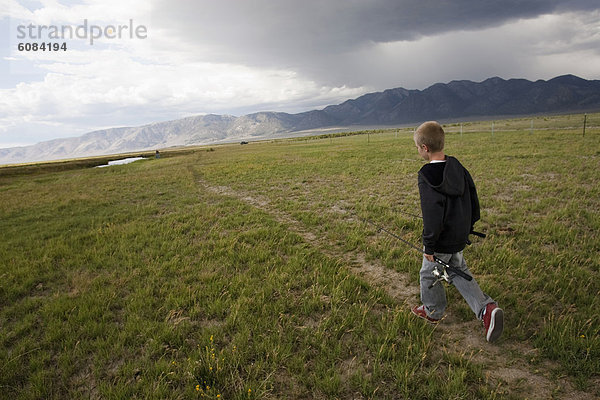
[2,74,599,165]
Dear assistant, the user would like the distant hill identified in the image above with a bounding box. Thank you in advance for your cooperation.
[1,74,599,164]
[315,74,600,125]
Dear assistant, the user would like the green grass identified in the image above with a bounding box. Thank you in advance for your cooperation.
[1,113,599,399]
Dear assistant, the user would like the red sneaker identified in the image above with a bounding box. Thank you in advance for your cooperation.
[483,303,504,342]
[411,305,440,324]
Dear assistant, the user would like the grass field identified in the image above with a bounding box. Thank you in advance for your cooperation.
[1,113,599,399]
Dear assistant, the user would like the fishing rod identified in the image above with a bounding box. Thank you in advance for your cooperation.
[397,210,423,220]
[359,215,474,288]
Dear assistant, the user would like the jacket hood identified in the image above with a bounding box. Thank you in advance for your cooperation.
[420,156,465,196]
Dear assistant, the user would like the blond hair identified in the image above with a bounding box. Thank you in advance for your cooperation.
[414,121,445,153]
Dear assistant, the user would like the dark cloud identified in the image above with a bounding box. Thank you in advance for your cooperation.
[152,0,598,76]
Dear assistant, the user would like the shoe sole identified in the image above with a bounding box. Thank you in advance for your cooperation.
[486,307,504,342]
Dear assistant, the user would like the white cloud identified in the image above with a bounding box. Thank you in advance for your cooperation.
[4,0,151,24]
[3,47,366,113]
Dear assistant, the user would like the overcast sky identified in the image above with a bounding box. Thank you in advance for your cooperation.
[1,0,600,148]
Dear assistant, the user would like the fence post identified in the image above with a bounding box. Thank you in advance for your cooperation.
[530,119,533,135]
[583,114,587,137]
[492,121,494,137]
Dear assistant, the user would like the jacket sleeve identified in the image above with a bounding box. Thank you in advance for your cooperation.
[418,175,445,255]
[465,169,480,228]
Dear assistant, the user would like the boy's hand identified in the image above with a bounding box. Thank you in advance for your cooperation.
[424,253,435,262]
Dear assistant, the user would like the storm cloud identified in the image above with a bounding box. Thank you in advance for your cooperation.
[151,0,600,86]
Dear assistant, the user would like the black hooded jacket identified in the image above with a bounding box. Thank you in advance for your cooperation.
[417,156,480,255]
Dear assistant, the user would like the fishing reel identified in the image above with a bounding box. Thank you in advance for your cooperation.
[429,263,452,289]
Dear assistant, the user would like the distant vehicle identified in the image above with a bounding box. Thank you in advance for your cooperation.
[240,141,249,145]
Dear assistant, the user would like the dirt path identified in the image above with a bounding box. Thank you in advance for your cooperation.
[193,173,594,400]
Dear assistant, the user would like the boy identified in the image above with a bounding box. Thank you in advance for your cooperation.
[411,121,503,343]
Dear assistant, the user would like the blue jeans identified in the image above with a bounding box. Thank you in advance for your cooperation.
[420,251,493,320]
